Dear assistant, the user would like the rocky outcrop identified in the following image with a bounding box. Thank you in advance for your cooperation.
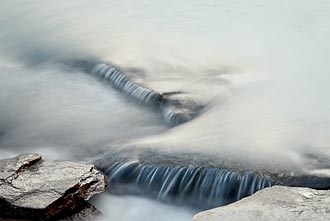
[193,186,330,221]
[0,154,106,221]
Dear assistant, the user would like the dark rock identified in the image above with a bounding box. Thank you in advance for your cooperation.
[193,186,330,221]
[59,202,102,221]
[0,154,106,221]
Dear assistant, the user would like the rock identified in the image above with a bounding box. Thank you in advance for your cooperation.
[0,154,106,220]
[193,186,330,221]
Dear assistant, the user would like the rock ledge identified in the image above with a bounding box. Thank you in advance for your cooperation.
[193,186,330,221]
[0,154,106,220]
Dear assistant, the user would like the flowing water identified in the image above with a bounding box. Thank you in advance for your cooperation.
[1,0,330,220]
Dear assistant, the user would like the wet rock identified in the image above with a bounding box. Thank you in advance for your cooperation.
[0,154,106,220]
[193,186,330,221]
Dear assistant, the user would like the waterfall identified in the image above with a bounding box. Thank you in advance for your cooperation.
[97,159,276,210]
[68,60,203,127]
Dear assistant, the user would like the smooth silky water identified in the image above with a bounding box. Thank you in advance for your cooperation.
[1,1,330,220]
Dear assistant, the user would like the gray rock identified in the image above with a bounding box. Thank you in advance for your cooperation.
[193,186,330,221]
[0,154,106,220]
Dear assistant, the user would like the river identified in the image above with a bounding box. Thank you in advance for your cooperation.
[0,1,329,220]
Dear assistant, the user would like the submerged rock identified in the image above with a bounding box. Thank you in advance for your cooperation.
[193,186,330,221]
[0,154,106,221]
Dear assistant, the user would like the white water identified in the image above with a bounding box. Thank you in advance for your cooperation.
[92,195,195,221]
[1,0,330,220]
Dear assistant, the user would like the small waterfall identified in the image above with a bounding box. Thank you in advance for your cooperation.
[68,60,202,126]
[92,63,163,106]
[97,159,276,209]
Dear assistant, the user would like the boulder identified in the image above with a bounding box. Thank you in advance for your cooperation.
[0,154,106,220]
[193,186,330,221]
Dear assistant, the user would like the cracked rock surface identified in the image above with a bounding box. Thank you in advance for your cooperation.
[0,154,106,220]
[193,186,330,221]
